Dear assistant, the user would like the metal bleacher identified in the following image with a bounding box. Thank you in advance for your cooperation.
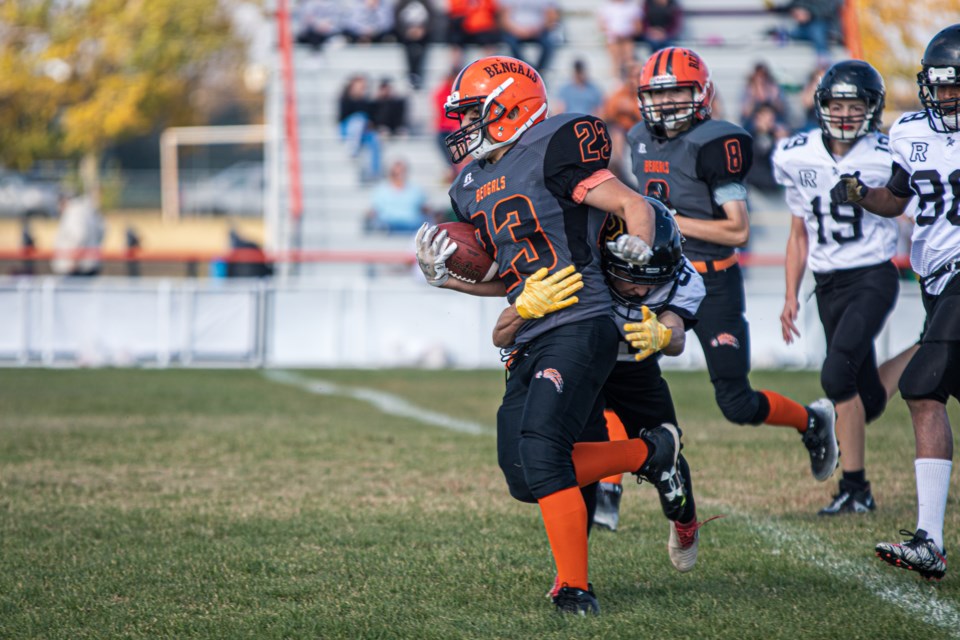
[266,0,840,274]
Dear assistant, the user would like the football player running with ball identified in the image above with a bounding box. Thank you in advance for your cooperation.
[773,60,918,516]
[627,47,838,483]
[831,24,960,581]
[415,56,687,615]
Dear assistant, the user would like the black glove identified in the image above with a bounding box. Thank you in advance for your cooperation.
[830,171,869,204]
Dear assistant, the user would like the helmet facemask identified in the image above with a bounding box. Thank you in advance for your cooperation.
[816,95,879,141]
[639,84,703,137]
[918,66,960,133]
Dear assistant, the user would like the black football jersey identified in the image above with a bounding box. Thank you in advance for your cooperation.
[449,113,615,345]
[626,119,752,261]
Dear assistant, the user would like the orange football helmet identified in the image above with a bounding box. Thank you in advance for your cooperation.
[444,56,549,163]
[637,47,714,137]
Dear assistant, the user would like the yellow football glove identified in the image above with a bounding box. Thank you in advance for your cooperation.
[623,306,673,362]
[515,265,584,319]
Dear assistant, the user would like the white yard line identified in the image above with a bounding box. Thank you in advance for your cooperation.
[262,369,494,436]
[739,511,960,636]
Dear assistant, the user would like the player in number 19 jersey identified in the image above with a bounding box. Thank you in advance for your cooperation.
[774,60,916,516]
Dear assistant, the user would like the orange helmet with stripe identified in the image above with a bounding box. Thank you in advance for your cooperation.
[637,47,714,137]
[444,56,549,163]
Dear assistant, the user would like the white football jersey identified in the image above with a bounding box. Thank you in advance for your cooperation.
[614,257,705,362]
[889,111,960,294]
[772,130,899,273]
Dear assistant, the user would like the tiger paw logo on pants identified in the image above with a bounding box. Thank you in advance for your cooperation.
[535,368,564,393]
[710,333,740,349]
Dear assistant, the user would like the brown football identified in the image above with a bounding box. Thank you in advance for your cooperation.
[439,221,498,284]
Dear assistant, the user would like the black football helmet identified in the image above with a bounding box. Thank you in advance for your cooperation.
[602,197,684,310]
[814,60,885,141]
[917,24,960,133]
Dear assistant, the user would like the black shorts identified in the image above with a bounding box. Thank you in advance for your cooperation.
[497,315,619,502]
[600,358,677,439]
[900,274,960,402]
[813,260,898,405]
[691,263,751,383]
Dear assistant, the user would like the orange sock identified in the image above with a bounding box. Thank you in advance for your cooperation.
[760,390,809,432]
[538,486,589,591]
[572,439,649,487]
[602,409,628,485]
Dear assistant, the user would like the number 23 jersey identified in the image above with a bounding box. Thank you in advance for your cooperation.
[772,130,898,273]
[448,113,615,345]
[886,111,960,293]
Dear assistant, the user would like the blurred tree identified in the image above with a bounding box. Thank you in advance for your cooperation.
[0,0,245,199]
[857,0,959,110]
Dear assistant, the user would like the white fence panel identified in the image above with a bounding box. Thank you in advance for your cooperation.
[0,274,927,370]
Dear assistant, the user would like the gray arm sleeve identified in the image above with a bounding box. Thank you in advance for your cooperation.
[712,181,748,207]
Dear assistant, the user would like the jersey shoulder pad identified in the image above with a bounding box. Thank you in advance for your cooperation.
[889,111,930,139]
[895,110,928,126]
[626,121,648,142]
[695,129,753,182]
[548,114,610,162]
[778,130,813,154]
[686,119,750,145]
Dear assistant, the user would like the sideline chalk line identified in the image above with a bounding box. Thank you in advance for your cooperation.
[263,369,493,436]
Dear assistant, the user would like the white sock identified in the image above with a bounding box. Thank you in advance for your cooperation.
[915,458,953,552]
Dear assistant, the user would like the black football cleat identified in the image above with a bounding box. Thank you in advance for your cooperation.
[553,584,600,616]
[637,423,686,521]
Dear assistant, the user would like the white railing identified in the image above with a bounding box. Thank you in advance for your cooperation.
[0,272,925,369]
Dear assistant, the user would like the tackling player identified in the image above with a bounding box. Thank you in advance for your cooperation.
[493,200,714,575]
[831,24,960,580]
[415,56,683,615]
[773,60,918,516]
[627,47,838,483]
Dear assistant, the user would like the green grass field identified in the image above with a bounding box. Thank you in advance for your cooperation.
[2,368,959,639]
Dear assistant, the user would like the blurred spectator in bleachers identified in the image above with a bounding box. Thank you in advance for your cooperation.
[498,0,560,73]
[338,74,383,182]
[371,77,409,135]
[342,0,396,44]
[365,158,433,233]
[638,0,682,54]
[432,66,467,180]
[597,0,642,81]
[447,0,501,69]
[52,194,105,277]
[770,0,840,65]
[294,0,343,52]
[226,229,273,278]
[739,62,788,126]
[395,0,435,90]
[796,62,829,132]
[554,59,604,116]
[600,63,642,183]
[743,102,789,197]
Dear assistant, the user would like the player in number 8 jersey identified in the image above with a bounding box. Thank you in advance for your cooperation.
[627,46,839,484]
[415,56,681,614]
[773,60,918,516]
[832,24,960,580]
